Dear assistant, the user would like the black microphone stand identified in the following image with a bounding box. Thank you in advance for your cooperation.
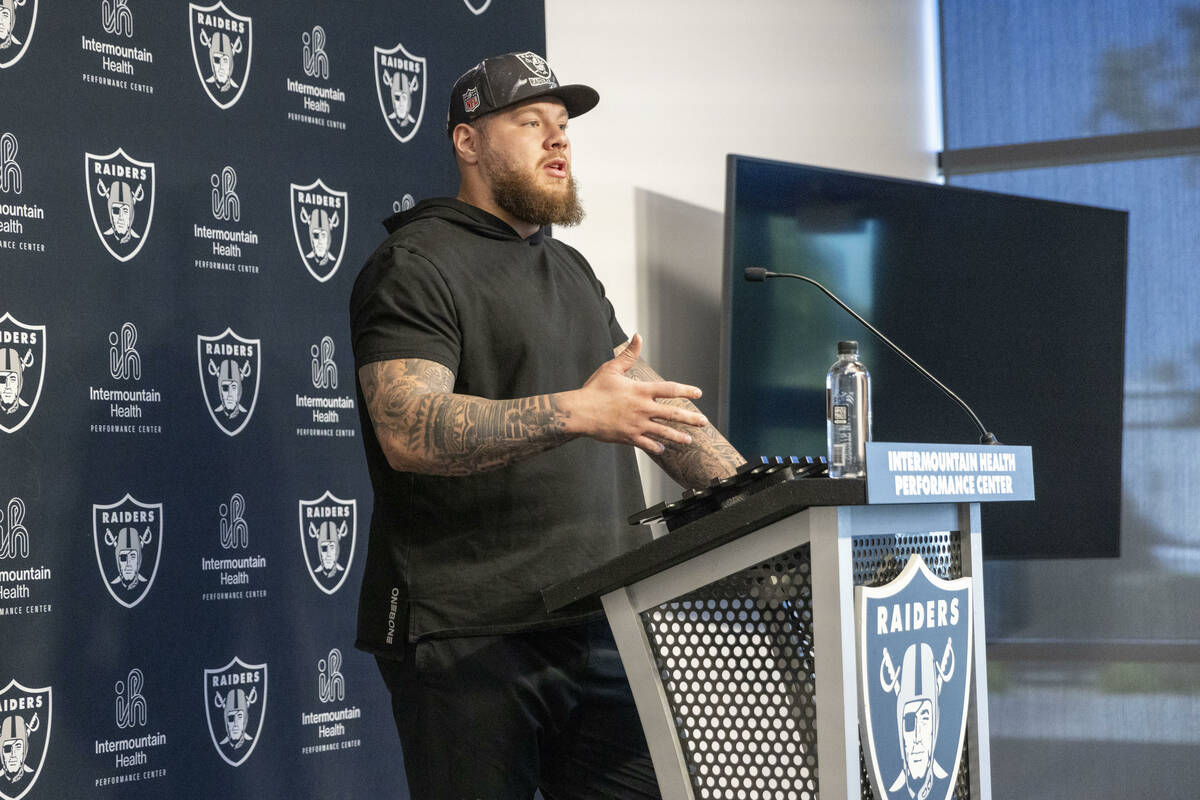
[744,267,999,445]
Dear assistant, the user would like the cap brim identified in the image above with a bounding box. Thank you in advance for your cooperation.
[492,84,599,120]
[543,84,600,119]
[447,83,601,135]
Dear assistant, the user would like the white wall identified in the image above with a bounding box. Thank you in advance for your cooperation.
[546,0,940,502]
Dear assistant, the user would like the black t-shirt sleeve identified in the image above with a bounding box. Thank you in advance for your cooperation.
[350,244,461,372]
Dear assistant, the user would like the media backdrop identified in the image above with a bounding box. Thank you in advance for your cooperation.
[0,1,543,797]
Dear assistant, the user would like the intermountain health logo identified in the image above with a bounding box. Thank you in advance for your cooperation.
[89,321,166,436]
[93,666,168,789]
[92,494,162,609]
[299,648,362,757]
[0,497,51,619]
[101,0,132,37]
[1,133,21,195]
[302,25,327,79]
[287,24,347,131]
[1,132,48,255]
[0,679,50,800]
[188,1,252,109]
[0,313,44,435]
[290,179,347,282]
[197,328,261,436]
[0,497,28,560]
[81,0,157,97]
[204,657,266,767]
[219,493,247,549]
[856,554,972,800]
[0,0,37,70]
[296,336,355,438]
[374,41,425,143]
[85,148,155,262]
[194,164,261,275]
[299,492,356,595]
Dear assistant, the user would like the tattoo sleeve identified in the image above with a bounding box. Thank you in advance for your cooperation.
[623,356,746,489]
[358,358,576,476]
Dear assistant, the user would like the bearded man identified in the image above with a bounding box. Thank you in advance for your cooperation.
[350,51,744,799]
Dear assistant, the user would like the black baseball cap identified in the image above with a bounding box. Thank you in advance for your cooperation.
[446,51,599,135]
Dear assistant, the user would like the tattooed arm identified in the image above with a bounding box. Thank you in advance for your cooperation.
[357,336,711,477]
[617,336,746,489]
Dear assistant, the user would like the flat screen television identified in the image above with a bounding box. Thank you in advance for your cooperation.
[720,155,1128,559]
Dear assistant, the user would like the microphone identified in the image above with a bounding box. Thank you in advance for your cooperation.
[743,267,999,445]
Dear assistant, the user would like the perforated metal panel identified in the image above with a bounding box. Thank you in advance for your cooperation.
[642,545,819,800]
[640,531,972,800]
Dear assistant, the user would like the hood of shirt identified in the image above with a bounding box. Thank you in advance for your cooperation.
[382,197,546,244]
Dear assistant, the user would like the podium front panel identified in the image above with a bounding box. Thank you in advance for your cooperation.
[633,527,973,800]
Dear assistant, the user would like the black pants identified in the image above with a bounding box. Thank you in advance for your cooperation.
[376,618,662,800]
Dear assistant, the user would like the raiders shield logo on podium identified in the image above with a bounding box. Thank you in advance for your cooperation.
[856,554,972,800]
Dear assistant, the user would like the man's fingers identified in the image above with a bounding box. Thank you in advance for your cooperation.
[633,435,665,456]
[614,333,643,372]
[633,425,692,455]
[640,379,702,403]
[652,423,693,445]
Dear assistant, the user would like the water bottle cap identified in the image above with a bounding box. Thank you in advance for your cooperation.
[837,340,859,355]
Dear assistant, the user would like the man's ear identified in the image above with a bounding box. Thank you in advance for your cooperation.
[452,123,481,166]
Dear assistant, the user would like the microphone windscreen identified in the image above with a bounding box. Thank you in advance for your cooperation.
[744,267,768,282]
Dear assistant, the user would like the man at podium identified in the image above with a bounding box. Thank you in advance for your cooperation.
[350,52,744,798]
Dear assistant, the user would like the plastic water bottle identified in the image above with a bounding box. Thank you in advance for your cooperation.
[826,341,872,478]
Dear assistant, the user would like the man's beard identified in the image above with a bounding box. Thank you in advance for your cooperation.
[482,148,584,228]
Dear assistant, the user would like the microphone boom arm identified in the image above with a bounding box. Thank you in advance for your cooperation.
[745,267,998,444]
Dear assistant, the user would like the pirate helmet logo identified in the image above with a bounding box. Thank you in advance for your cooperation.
[203,657,266,768]
[92,494,163,609]
[0,313,44,435]
[514,51,554,85]
[85,148,156,263]
[0,679,50,800]
[298,491,356,595]
[289,179,349,283]
[856,554,972,800]
[197,328,261,437]
[374,41,426,143]
[0,0,37,70]
[188,2,253,109]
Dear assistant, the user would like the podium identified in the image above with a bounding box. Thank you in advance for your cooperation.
[543,445,1033,800]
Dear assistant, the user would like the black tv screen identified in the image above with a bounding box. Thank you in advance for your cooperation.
[721,155,1128,559]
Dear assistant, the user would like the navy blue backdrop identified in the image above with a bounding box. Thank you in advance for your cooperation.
[1,1,544,797]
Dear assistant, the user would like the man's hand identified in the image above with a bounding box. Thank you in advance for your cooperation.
[558,334,709,456]
[358,334,738,479]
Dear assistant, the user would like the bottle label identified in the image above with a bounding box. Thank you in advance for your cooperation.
[832,404,849,425]
[832,442,849,467]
